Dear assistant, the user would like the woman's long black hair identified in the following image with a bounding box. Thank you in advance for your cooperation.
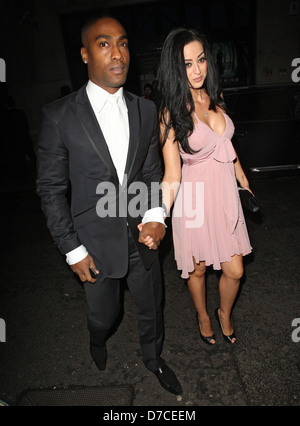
[157,27,225,154]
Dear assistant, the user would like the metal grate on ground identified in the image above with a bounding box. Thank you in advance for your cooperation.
[16,385,134,406]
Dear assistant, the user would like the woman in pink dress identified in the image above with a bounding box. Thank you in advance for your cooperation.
[156,28,253,345]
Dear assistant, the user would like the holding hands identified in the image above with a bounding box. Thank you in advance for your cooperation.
[138,222,166,250]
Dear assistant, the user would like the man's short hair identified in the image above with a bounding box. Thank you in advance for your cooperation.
[81,12,122,46]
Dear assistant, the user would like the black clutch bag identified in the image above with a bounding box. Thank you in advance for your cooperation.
[238,188,262,213]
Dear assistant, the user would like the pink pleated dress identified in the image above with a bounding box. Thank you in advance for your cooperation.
[172,111,252,279]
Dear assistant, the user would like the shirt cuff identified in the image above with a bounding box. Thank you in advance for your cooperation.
[66,245,89,265]
[142,207,167,227]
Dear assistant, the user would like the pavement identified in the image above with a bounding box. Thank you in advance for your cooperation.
[0,168,299,407]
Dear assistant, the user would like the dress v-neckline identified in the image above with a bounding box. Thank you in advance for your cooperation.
[193,111,227,137]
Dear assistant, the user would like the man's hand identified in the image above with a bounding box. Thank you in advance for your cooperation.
[138,222,166,250]
[70,254,99,283]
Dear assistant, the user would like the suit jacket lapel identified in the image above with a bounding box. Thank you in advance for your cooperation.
[123,91,140,186]
[71,84,118,180]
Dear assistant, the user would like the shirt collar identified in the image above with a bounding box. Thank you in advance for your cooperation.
[86,80,126,114]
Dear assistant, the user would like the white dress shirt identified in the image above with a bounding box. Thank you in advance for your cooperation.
[66,81,164,266]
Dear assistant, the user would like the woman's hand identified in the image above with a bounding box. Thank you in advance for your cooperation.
[234,153,254,195]
[138,222,165,250]
[239,176,253,194]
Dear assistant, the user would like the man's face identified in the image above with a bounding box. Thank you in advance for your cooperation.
[81,18,130,94]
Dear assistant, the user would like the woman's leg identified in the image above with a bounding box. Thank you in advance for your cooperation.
[218,254,244,342]
[187,259,215,342]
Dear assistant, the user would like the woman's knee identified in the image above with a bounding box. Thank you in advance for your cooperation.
[232,265,244,280]
[222,256,244,280]
[226,266,244,281]
[191,262,206,279]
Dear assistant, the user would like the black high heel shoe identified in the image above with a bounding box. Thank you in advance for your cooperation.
[215,308,237,344]
[196,313,216,345]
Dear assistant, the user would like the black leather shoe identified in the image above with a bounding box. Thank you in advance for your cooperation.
[90,343,107,371]
[153,364,183,395]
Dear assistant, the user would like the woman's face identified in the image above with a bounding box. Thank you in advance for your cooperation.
[183,40,207,89]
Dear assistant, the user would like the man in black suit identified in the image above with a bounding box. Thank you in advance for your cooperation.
[36,15,182,395]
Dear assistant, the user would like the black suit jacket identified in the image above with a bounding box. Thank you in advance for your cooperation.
[36,84,163,278]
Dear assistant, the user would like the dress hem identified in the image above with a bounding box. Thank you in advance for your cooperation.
[176,248,253,279]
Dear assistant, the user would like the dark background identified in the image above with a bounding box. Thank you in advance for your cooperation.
[0,0,299,408]
[0,0,299,144]
[59,0,256,93]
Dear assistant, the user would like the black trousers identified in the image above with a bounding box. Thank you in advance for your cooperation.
[83,228,164,372]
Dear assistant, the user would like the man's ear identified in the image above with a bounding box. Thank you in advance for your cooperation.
[81,47,88,64]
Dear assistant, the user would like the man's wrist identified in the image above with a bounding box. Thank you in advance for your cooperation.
[66,245,89,265]
[142,207,167,227]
